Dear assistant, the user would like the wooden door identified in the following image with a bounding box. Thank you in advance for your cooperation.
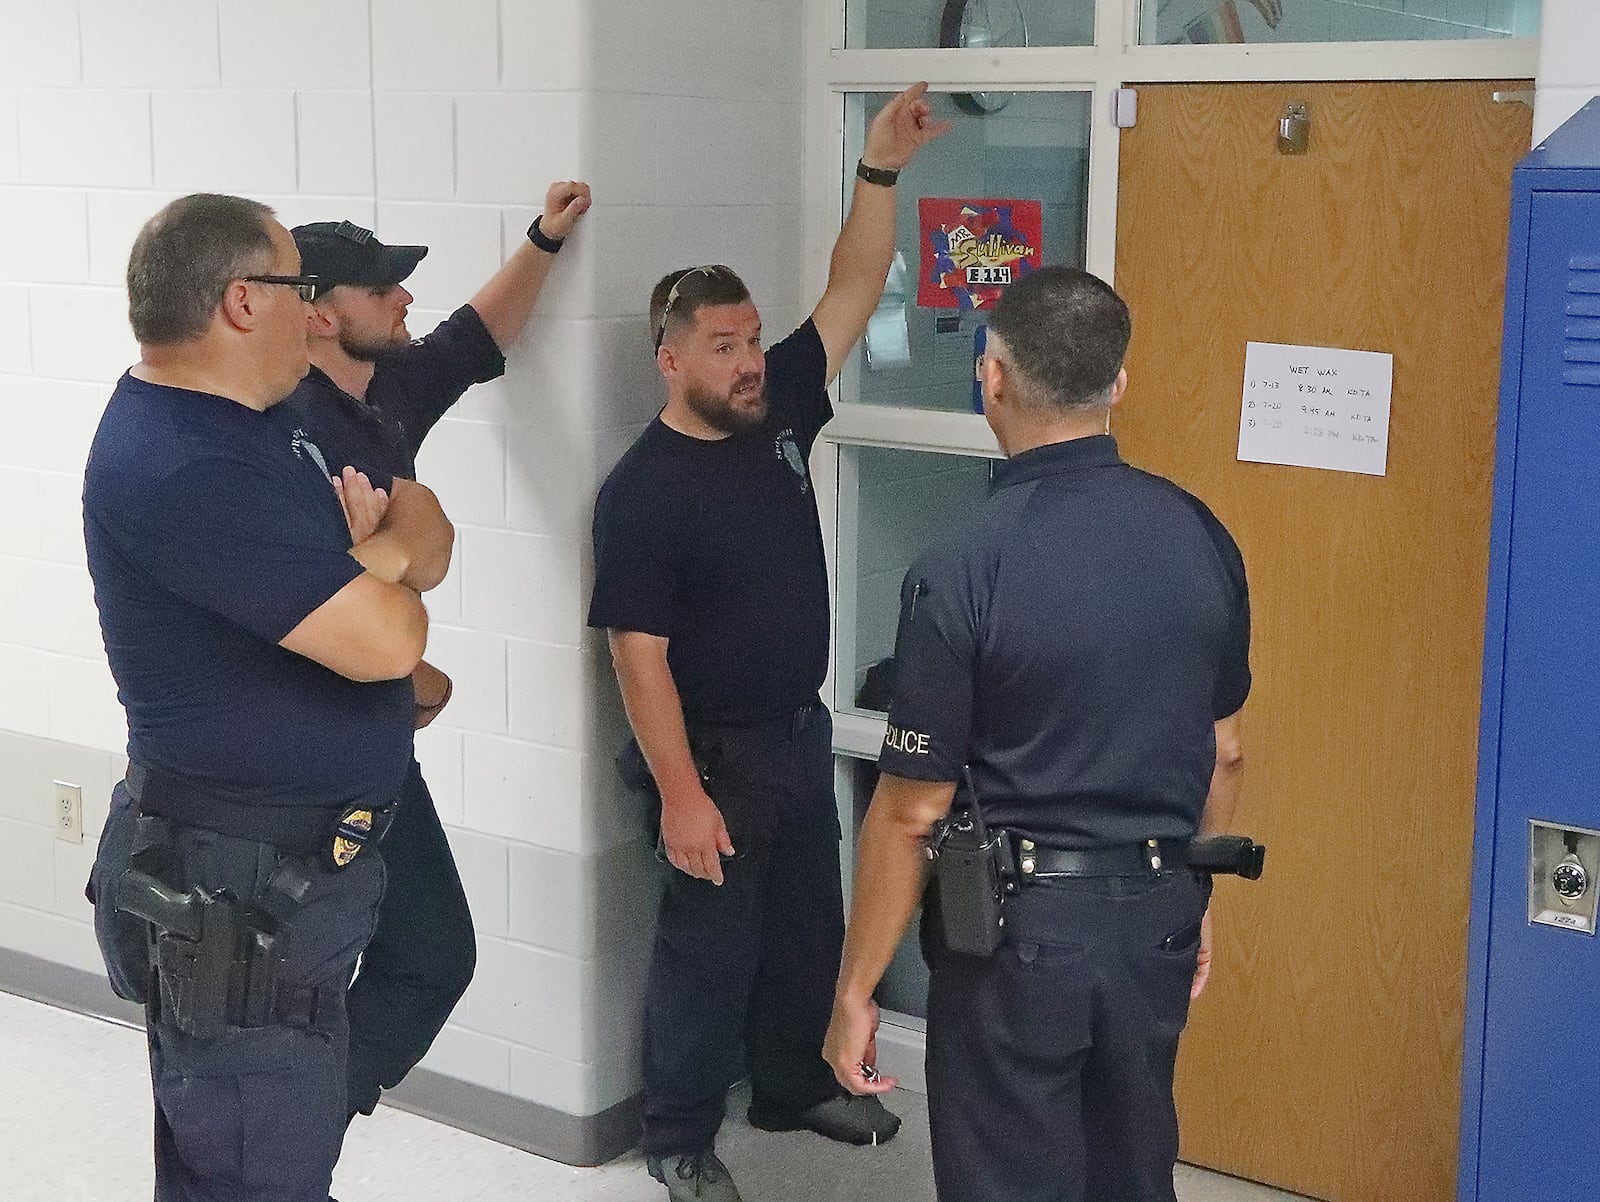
[1113,82,1532,1202]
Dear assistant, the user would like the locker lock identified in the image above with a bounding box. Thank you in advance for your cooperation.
[1553,854,1589,905]
[1530,822,1600,934]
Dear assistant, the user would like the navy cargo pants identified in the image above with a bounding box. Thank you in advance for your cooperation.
[632,699,846,1157]
[91,782,385,1202]
[924,870,1212,1202]
[345,758,476,1117]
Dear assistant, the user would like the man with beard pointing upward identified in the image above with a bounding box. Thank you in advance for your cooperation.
[588,85,946,1202]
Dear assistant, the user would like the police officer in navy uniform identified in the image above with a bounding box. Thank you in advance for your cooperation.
[281,179,591,1123]
[824,267,1251,1202]
[84,193,454,1201]
[589,85,948,1202]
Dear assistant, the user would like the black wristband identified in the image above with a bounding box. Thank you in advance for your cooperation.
[527,215,564,254]
[856,159,900,187]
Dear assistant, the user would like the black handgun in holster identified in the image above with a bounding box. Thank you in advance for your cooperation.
[118,870,239,1040]
[114,822,314,1040]
[1186,834,1266,880]
[925,770,1017,958]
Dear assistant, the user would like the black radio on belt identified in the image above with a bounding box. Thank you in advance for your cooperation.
[925,769,1016,958]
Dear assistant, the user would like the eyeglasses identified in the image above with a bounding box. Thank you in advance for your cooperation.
[654,264,732,353]
[242,274,321,302]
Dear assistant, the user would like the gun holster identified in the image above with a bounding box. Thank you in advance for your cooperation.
[1186,834,1267,880]
[113,816,316,1040]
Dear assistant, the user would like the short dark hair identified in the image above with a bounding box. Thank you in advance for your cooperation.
[649,265,751,351]
[988,267,1131,412]
[127,194,277,345]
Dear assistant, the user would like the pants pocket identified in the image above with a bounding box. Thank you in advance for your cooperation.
[88,785,150,1003]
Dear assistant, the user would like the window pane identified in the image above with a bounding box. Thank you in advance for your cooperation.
[1140,0,1540,45]
[841,91,1091,413]
[837,446,995,717]
[847,0,1094,50]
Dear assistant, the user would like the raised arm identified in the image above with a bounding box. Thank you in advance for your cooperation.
[810,83,950,384]
[468,180,592,350]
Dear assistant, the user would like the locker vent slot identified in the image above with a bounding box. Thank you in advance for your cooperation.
[1565,261,1600,386]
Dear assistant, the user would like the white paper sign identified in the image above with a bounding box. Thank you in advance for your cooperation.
[1237,342,1393,476]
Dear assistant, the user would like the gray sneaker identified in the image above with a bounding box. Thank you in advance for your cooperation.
[646,1150,744,1201]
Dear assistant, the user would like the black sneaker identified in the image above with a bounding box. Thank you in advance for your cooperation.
[646,1150,744,1201]
[747,1092,902,1146]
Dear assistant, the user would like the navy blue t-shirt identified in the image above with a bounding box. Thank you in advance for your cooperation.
[877,434,1250,848]
[278,304,505,480]
[83,374,414,810]
[587,320,832,726]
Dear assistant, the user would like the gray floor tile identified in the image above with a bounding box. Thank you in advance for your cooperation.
[0,989,1312,1200]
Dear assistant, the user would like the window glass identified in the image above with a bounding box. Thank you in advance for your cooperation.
[836,446,995,718]
[1140,0,1539,45]
[846,0,1095,50]
[842,91,1091,413]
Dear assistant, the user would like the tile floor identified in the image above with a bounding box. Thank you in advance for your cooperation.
[0,989,1312,1201]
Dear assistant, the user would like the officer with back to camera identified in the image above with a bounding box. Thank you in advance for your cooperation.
[84,192,453,1201]
[824,267,1254,1202]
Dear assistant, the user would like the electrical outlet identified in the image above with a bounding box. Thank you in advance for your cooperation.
[54,781,82,843]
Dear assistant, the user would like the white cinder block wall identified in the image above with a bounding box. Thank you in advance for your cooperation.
[1533,0,1600,142]
[0,0,802,1149]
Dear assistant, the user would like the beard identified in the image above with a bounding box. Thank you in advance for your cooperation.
[338,325,409,362]
[684,372,768,434]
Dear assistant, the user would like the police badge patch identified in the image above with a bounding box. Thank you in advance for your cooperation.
[330,806,374,869]
[776,430,809,495]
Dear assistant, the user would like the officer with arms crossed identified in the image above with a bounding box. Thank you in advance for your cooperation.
[588,85,947,1202]
[824,267,1253,1202]
[281,179,591,1122]
[84,193,453,1201]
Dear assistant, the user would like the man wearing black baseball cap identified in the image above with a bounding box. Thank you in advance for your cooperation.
[281,178,591,1126]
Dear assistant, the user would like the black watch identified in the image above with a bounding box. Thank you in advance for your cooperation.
[527,215,564,253]
[856,159,900,187]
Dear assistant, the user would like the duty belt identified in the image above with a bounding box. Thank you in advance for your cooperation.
[1015,837,1191,880]
[1014,835,1266,882]
[125,762,392,868]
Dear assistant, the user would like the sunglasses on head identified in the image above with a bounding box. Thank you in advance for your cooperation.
[654,265,735,353]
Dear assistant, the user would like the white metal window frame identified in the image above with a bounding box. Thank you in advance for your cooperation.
[806,0,1538,766]
[814,13,1536,1071]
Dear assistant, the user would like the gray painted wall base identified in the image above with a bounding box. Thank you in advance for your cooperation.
[0,947,642,1168]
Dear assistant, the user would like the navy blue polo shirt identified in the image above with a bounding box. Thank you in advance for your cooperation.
[83,374,414,810]
[587,320,832,727]
[877,434,1250,848]
[279,304,505,480]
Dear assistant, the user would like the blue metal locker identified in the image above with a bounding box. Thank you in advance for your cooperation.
[1461,98,1600,1201]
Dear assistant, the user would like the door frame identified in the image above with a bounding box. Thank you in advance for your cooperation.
[802,0,1539,1085]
